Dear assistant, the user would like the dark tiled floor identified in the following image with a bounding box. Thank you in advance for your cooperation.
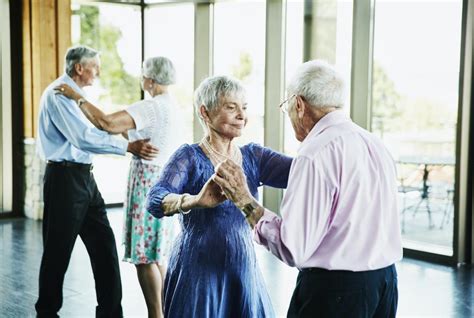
[0,209,473,317]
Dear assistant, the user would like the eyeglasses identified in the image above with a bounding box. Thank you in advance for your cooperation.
[279,94,296,114]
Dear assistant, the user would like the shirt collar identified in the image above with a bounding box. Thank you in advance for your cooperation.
[299,109,351,148]
[59,73,86,97]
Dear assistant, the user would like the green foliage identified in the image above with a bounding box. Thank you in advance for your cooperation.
[232,52,253,82]
[401,97,456,133]
[371,62,457,157]
[371,63,402,135]
[75,6,140,107]
[371,62,457,137]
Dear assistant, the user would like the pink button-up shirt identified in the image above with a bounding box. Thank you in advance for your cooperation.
[255,110,402,271]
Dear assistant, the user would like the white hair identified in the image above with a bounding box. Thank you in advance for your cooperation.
[142,56,176,85]
[287,60,346,109]
[194,75,246,128]
[64,45,99,77]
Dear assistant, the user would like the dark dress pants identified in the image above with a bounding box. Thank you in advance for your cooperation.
[287,264,398,318]
[35,163,123,318]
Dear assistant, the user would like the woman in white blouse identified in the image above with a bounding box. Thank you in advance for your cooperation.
[55,56,178,318]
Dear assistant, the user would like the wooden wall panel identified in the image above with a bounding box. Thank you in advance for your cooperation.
[56,0,71,75]
[22,0,71,138]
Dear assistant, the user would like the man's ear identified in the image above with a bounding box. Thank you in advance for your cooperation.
[199,105,210,123]
[74,63,83,76]
[295,95,306,119]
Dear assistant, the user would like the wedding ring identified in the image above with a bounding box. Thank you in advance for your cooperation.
[60,87,64,92]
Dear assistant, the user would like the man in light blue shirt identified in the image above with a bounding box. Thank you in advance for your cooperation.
[35,45,158,318]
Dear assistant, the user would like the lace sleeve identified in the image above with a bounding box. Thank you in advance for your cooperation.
[146,144,194,218]
[249,143,293,189]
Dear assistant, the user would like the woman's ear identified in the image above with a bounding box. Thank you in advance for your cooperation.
[199,105,210,123]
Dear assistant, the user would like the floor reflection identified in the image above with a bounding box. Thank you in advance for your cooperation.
[0,209,472,317]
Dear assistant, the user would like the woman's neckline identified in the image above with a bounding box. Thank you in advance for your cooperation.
[194,143,245,170]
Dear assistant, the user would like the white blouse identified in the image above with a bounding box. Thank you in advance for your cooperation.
[126,93,179,166]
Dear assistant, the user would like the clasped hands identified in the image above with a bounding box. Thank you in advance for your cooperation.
[196,159,260,224]
[212,160,254,209]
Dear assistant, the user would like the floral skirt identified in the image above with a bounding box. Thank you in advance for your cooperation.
[122,159,176,265]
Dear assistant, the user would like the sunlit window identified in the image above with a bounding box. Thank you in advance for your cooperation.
[214,1,266,146]
[71,3,141,204]
[145,4,195,146]
[284,0,353,155]
[371,0,462,255]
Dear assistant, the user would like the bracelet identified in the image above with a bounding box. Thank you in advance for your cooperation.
[240,200,259,218]
[177,194,191,215]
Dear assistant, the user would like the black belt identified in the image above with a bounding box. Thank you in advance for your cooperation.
[300,264,395,273]
[47,160,93,171]
[299,267,328,273]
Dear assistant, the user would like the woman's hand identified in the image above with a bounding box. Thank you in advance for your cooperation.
[194,177,227,209]
[213,159,254,208]
[54,83,82,102]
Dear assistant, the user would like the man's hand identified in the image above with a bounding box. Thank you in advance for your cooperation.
[127,139,159,160]
[212,159,254,208]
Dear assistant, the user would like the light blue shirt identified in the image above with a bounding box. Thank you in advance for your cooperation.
[37,74,128,164]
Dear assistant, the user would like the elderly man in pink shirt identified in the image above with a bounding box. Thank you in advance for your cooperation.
[213,60,403,318]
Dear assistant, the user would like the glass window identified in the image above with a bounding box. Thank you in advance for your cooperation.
[71,3,141,204]
[284,0,353,155]
[214,1,266,146]
[144,3,195,145]
[371,0,462,255]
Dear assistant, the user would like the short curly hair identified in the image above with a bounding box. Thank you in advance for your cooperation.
[193,75,246,129]
[142,56,176,85]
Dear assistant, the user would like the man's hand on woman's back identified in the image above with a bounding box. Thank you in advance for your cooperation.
[127,139,159,160]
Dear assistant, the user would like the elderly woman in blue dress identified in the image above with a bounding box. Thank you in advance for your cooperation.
[55,56,178,318]
[146,75,293,317]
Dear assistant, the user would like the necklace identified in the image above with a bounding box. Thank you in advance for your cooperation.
[201,137,242,167]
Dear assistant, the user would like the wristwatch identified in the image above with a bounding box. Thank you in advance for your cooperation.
[77,97,87,107]
[240,200,260,217]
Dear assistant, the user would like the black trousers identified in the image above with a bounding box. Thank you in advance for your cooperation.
[35,163,123,318]
[287,264,398,318]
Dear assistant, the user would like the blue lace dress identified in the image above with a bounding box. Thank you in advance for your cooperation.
[147,143,292,318]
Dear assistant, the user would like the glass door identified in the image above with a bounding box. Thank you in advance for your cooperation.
[370,0,463,256]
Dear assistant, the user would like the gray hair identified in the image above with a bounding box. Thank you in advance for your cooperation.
[287,60,346,109]
[142,56,176,85]
[194,75,246,128]
[64,45,99,77]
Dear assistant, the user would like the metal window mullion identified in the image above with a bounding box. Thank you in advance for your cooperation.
[350,0,375,130]
[263,0,286,213]
[455,0,474,264]
[193,2,214,142]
